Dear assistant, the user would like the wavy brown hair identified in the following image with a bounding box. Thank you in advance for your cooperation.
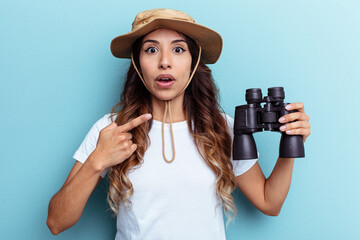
[107,31,237,225]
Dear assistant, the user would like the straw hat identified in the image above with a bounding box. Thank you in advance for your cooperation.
[110,8,223,64]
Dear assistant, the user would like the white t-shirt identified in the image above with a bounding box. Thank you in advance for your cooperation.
[73,113,257,240]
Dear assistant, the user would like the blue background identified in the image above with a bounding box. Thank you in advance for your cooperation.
[1,0,359,239]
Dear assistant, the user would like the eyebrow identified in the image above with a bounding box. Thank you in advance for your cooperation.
[142,39,187,45]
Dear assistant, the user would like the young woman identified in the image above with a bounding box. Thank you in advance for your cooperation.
[47,9,311,239]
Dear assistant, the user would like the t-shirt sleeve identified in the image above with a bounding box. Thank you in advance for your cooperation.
[223,113,258,176]
[73,114,114,178]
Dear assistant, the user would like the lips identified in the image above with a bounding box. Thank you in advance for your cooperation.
[155,74,175,88]
[156,74,175,82]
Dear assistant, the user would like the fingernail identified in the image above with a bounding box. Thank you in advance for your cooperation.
[279,117,285,123]
[286,130,292,134]
[285,105,292,110]
[145,114,152,119]
[280,126,286,131]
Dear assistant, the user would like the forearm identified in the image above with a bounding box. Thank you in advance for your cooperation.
[264,157,294,215]
[47,153,103,234]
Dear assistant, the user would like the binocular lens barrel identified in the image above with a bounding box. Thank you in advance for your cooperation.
[233,134,258,160]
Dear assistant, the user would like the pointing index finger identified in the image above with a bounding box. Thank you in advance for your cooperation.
[118,113,152,133]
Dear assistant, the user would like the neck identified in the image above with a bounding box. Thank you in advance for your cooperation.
[151,93,186,123]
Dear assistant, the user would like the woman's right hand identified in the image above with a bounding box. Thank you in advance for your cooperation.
[47,115,153,235]
[91,113,152,170]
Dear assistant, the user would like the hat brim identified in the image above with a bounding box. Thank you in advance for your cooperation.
[110,18,222,64]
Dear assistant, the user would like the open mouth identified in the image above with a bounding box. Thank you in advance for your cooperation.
[155,74,175,88]
[157,78,173,82]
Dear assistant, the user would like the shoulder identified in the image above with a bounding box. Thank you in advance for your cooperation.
[92,113,117,132]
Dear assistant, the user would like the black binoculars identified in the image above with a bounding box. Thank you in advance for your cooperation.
[233,87,305,160]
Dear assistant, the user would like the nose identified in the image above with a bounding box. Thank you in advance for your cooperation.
[158,51,171,70]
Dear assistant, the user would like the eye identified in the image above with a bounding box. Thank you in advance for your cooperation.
[173,47,186,54]
[144,47,158,54]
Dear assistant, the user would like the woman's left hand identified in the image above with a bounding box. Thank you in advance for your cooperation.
[279,102,311,143]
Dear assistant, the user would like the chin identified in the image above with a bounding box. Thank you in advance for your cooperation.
[155,95,176,101]
[151,91,178,102]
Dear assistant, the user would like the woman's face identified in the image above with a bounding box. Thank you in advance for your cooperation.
[139,28,192,101]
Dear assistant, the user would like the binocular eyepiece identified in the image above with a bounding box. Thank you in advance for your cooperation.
[233,87,305,160]
[246,87,285,103]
